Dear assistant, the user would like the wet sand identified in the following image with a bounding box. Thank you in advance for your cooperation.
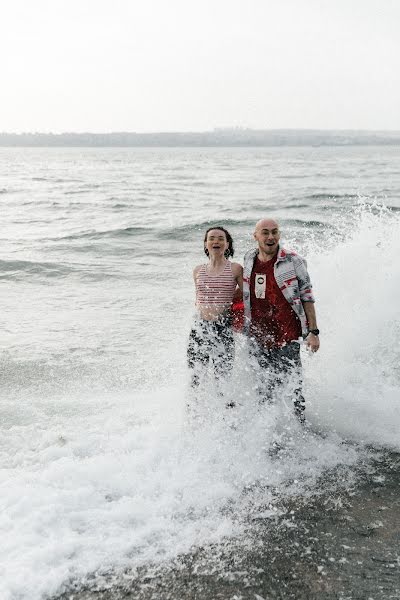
[58,450,400,600]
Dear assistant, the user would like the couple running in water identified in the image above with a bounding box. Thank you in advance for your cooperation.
[187,219,320,421]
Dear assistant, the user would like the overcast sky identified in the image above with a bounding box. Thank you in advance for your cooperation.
[1,0,399,132]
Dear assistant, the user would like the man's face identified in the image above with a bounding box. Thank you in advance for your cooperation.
[254,219,280,256]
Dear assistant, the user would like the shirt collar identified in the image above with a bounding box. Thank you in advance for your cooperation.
[275,246,287,262]
[254,245,286,263]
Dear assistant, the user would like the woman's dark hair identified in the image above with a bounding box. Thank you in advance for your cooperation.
[203,226,234,258]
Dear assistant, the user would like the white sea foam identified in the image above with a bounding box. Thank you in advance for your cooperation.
[304,201,400,448]
[0,376,358,600]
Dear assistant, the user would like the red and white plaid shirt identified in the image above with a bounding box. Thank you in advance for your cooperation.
[243,246,315,338]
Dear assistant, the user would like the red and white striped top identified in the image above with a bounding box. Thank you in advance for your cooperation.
[195,261,237,308]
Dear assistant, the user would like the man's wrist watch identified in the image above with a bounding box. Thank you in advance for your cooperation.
[308,328,320,336]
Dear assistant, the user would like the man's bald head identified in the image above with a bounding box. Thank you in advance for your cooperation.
[254,218,280,233]
[254,218,281,259]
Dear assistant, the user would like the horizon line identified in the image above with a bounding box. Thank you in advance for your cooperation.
[2,127,400,135]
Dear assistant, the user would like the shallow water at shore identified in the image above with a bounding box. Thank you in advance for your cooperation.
[56,449,400,600]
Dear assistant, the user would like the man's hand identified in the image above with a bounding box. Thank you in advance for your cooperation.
[306,333,320,353]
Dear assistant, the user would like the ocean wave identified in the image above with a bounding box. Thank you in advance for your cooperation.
[0,259,120,281]
[279,202,311,208]
[305,192,359,201]
[63,189,93,195]
[283,218,334,229]
[280,173,309,179]
[158,218,257,241]
[64,183,103,195]
[54,226,150,242]
[0,354,124,396]
[157,217,335,241]
[46,219,257,247]
[0,258,73,275]
[30,177,83,184]
[48,217,332,245]
[112,203,130,209]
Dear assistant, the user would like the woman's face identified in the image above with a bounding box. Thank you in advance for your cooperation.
[204,229,229,257]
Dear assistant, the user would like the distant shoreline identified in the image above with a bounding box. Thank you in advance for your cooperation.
[1,129,400,147]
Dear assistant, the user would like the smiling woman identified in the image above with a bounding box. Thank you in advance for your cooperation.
[187,226,243,391]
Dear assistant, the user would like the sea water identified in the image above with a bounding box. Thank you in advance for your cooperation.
[0,146,399,600]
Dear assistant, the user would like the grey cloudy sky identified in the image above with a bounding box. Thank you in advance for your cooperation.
[2,0,399,132]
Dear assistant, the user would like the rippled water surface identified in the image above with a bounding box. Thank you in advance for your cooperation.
[0,146,399,600]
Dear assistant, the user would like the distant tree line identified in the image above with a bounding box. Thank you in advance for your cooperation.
[1,129,400,147]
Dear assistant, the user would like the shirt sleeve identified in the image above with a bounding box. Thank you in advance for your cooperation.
[294,256,315,303]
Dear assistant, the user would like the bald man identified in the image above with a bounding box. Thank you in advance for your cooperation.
[243,218,319,421]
